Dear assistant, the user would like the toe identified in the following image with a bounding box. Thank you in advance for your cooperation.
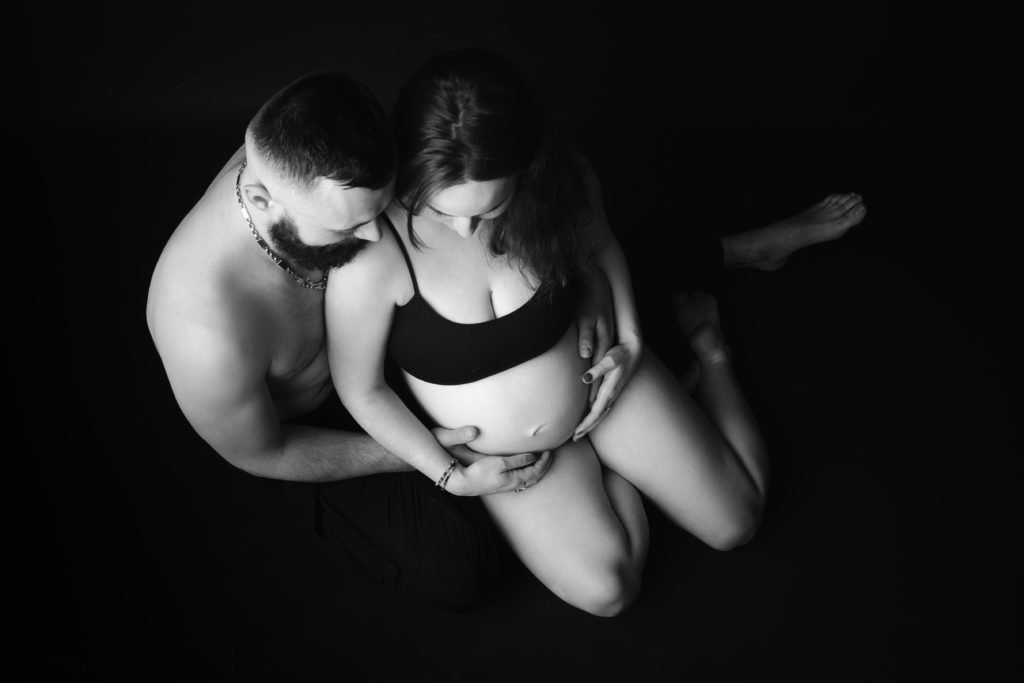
[842,201,867,222]
[835,193,861,211]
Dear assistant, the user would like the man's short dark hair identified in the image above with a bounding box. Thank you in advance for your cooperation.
[248,71,396,190]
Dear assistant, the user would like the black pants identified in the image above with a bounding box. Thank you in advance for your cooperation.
[291,387,509,613]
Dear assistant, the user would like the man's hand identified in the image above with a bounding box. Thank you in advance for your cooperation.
[575,270,615,405]
[432,426,554,496]
[434,425,483,456]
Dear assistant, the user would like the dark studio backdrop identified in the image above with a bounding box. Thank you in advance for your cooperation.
[14,3,1018,681]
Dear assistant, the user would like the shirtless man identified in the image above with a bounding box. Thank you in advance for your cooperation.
[146,69,864,612]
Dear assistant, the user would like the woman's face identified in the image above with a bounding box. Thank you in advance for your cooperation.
[424,177,516,238]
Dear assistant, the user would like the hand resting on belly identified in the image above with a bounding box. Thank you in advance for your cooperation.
[403,325,589,455]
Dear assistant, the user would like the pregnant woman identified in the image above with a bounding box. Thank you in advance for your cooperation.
[326,48,769,616]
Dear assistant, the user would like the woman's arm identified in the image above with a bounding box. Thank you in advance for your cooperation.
[325,245,455,483]
[325,230,551,495]
[572,159,645,441]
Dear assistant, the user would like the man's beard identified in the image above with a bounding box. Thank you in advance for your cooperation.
[268,215,369,272]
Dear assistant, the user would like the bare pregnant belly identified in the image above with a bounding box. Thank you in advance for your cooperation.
[402,324,590,455]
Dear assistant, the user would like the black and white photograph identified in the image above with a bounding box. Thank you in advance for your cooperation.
[15,3,1017,681]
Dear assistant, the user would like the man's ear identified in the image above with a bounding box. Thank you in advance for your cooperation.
[243,183,273,211]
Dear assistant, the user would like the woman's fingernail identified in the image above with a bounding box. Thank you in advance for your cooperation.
[582,372,593,384]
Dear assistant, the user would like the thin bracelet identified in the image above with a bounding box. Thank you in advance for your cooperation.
[436,458,456,491]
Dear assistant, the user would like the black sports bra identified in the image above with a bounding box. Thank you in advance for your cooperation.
[384,213,577,385]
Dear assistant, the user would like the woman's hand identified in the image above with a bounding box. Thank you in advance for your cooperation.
[575,269,615,382]
[436,428,557,497]
[571,333,643,442]
[445,450,554,496]
[432,427,554,496]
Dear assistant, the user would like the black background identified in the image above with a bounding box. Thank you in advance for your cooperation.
[13,3,1017,681]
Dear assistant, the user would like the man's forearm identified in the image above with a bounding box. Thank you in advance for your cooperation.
[266,424,412,482]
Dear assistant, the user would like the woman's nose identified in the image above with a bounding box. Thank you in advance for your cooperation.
[450,216,478,237]
[354,220,382,242]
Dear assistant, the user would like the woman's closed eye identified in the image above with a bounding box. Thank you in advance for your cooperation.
[431,206,503,220]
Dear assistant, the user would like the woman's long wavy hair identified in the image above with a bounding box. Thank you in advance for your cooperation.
[392,48,592,296]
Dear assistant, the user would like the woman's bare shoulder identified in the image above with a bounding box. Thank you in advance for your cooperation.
[326,207,414,304]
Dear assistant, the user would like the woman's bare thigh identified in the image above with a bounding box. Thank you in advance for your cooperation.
[482,437,632,603]
[589,347,755,542]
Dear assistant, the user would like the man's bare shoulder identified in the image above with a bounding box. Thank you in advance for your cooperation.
[146,153,265,363]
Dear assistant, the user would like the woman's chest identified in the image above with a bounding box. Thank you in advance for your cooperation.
[410,246,537,322]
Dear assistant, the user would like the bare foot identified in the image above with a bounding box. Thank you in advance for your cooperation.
[721,192,867,271]
[672,292,730,367]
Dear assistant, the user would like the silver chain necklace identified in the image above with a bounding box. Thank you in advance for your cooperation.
[235,159,328,290]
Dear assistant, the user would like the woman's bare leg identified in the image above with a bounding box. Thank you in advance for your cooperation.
[589,294,768,550]
[482,437,648,617]
[674,292,769,495]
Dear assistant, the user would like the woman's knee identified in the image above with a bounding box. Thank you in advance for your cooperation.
[563,560,642,617]
[703,500,764,552]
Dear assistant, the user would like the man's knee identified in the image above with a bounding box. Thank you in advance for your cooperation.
[404,503,506,612]
[313,476,504,611]
[408,543,503,612]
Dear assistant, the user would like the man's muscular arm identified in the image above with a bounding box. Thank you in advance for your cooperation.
[154,322,416,482]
